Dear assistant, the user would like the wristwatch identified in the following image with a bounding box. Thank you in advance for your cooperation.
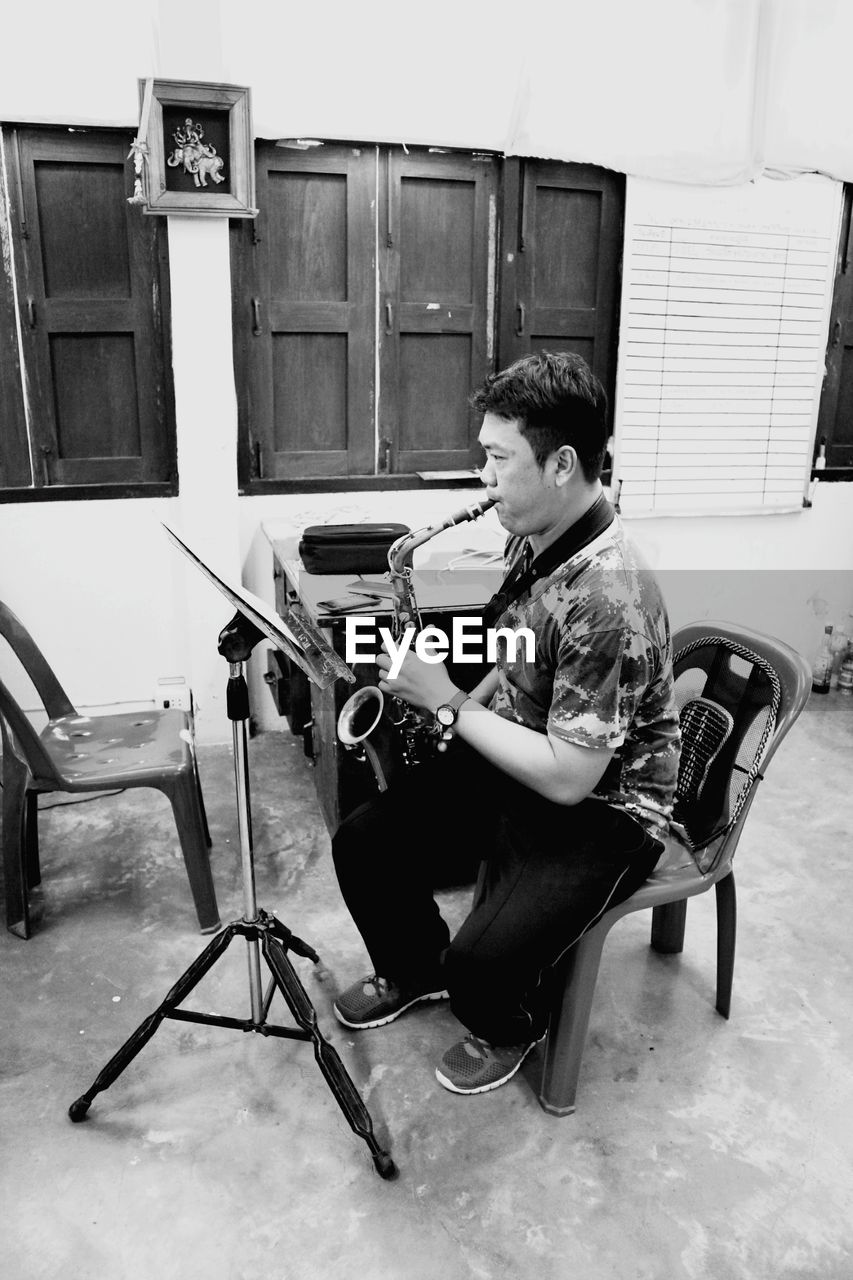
[435,689,471,730]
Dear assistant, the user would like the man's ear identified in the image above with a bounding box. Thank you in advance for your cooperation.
[553,444,578,487]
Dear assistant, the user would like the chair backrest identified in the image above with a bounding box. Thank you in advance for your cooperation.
[0,674,63,786]
[670,620,812,872]
[0,599,75,720]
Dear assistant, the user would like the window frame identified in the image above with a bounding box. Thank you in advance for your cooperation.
[0,124,178,503]
[813,183,853,483]
[232,139,503,495]
[232,144,627,495]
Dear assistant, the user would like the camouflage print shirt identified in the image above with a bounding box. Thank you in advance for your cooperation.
[488,517,681,835]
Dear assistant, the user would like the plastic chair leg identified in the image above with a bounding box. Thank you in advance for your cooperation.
[538,919,610,1116]
[650,899,687,953]
[25,791,41,888]
[714,870,736,1018]
[160,773,220,934]
[192,754,212,849]
[3,751,31,938]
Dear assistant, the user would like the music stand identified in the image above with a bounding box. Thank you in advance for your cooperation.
[68,524,397,1180]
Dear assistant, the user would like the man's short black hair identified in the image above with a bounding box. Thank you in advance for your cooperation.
[471,351,608,482]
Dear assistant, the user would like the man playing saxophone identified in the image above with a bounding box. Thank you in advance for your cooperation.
[332,351,681,1095]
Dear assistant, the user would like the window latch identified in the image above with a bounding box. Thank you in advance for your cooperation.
[40,444,52,485]
[378,437,392,472]
[27,298,37,329]
[252,297,262,336]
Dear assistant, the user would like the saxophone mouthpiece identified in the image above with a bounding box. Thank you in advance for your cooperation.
[451,495,497,526]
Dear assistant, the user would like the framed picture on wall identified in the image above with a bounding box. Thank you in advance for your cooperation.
[135,79,257,218]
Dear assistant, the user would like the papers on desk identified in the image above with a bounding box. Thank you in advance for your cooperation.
[344,578,498,612]
[346,580,397,599]
[446,548,504,570]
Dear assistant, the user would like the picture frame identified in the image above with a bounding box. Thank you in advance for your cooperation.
[135,79,257,218]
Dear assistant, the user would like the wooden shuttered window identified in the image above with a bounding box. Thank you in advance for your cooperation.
[232,144,497,488]
[497,159,625,432]
[1,128,175,497]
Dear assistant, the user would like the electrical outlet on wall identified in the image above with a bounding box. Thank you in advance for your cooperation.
[154,676,192,711]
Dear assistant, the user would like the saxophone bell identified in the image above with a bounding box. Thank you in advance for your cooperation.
[337,685,390,792]
[338,684,385,745]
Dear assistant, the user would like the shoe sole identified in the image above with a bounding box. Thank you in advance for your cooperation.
[434,1039,540,1095]
[333,989,449,1030]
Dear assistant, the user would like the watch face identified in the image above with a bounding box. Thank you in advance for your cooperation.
[436,704,456,727]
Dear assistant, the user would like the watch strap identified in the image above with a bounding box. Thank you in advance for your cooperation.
[446,690,470,715]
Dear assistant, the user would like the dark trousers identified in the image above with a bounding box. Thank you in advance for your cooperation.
[331,744,663,1046]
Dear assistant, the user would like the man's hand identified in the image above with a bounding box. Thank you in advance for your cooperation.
[375,647,457,715]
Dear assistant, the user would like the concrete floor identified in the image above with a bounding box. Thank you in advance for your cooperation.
[1,695,852,1280]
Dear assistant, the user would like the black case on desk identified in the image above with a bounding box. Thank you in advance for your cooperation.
[298,523,410,575]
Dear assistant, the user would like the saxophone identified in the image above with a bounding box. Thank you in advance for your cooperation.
[336,495,497,791]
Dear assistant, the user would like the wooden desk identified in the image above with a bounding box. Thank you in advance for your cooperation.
[264,530,502,833]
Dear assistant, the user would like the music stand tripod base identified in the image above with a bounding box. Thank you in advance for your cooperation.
[68,649,397,1181]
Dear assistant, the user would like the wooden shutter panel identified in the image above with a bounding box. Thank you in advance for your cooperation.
[234,143,374,483]
[9,128,174,488]
[498,159,625,424]
[380,149,497,475]
[819,319,853,468]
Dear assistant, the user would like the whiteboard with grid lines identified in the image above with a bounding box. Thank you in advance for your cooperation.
[613,175,842,515]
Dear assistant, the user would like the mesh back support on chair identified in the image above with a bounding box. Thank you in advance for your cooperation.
[671,637,781,872]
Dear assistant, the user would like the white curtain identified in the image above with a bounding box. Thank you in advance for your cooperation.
[3,0,853,186]
[504,0,763,185]
[504,0,853,185]
[219,0,523,154]
[761,0,853,183]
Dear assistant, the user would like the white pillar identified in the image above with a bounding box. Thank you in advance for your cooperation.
[167,215,240,742]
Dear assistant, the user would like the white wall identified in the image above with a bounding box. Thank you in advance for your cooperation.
[2,0,853,744]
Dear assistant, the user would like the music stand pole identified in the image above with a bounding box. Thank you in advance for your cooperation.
[68,632,397,1180]
[228,657,264,1021]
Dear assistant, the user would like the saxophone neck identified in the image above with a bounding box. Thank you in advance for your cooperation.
[387,494,496,572]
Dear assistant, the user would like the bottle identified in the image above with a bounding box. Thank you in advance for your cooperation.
[838,655,853,696]
[830,613,853,687]
[811,624,833,694]
[815,439,827,470]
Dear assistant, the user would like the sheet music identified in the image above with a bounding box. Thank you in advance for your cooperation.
[613,175,843,515]
[162,523,354,691]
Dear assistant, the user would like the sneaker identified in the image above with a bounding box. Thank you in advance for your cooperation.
[435,1034,539,1095]
[333,975,448,1029]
